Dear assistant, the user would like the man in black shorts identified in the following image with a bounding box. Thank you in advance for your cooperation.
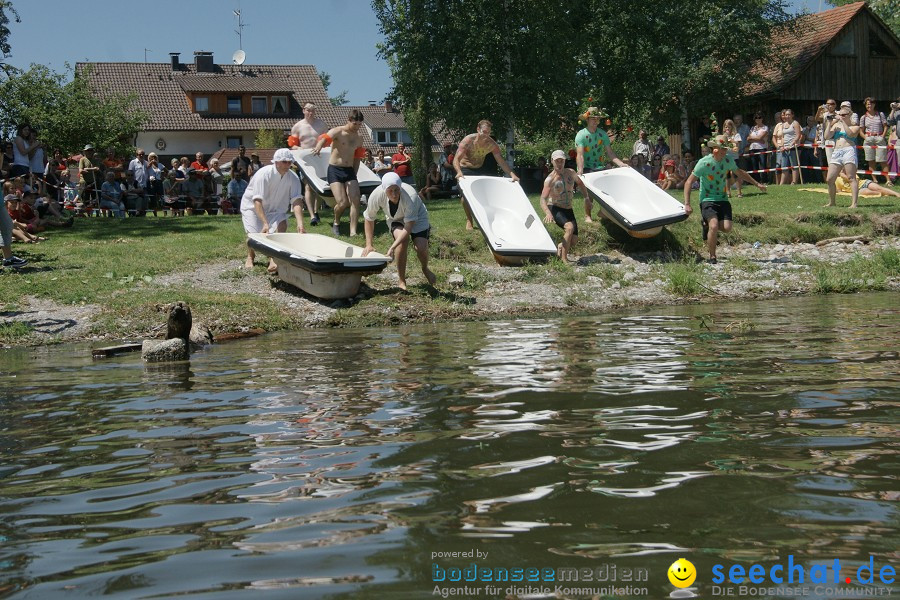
[540,150,590,261]
[683,135,766,264]
[313,109,366,236]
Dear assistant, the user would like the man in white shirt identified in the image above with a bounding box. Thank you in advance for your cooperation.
[632,130,651,163]
[290,102,329,226]
[362,172,436,290]
[241,148,304,272]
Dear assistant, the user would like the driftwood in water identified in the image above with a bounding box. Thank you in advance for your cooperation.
[815,235,869,246]
[213,328,266,343]
[92,343,143,358]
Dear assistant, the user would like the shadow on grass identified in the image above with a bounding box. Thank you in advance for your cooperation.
[57,215,233,240]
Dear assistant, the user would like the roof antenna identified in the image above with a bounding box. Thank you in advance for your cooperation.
[233,2,246,50]
[144,48,152,63]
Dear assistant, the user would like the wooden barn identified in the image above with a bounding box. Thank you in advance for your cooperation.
[737,1,900,122]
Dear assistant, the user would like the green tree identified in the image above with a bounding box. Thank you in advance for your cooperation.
[0,0,19,77]
[254,128,283,148]
[318,70,349,106]
[0,64,148,155]
[830,0,899,35]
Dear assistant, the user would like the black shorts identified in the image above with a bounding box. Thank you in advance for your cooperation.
[549,205,578,236]
[327,164,357,184]
[700,201,733,223]
[390,221,431,240]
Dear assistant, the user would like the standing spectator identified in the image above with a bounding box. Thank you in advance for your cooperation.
[632,130,651,163]
[208,158,225,210]
[840,101,859,125]
[179,156,191,178]
[824,106,862,209]
[11,124,38,178]
[746,113,769,183]
[800,116,822,183]
[146,152,164,213]
[0,191,28,268]
[1,141,14,179]
[773,108,801,185]
[26,127,45,193]
[733,114,750,169]
[887,97,899,185]
[363,148,375,170]
[103,148,125,181]
[859,97,889,184]
[696,116,713,146]
[249,153,263,176]
[723,119,743,196]
[290,102,329,225]
[374,149,392,176]
[230,145,252,176]
[392,142,414,185]
[127,148,149,193]
[190,152,208,174]
[79,144,102,208]
[653,136,670,160]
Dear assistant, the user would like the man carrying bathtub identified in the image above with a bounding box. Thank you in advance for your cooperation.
[575,107,629,223]
[541,150,590,262]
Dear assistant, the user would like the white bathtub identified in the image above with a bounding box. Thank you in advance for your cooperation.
[457,176,556,265]
[247,233,389,299]
[581,167,687,238]
[292,148,383,206]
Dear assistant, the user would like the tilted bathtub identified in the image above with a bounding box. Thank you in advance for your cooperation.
[247,233,389,299]
[291,148,383,206]
[457,176,557,265]
[581,167,688,238]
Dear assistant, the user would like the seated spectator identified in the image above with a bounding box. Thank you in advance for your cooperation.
[182,168,207,215]
[123,172,148,217]
[225,168,248,215]
[373,149,392,176]
[99,170,126,218]
[207,158,225,209]
[5,193,45,243]
[364,149,375,171]
[649,154,662,181]
[653,136,670,160]
[629,154,651,180]
[657,159,681,190]
[836,173,900,197]
[103,148,125,181]
[249,153,262,176]
[163,170,185,216]
[696,117,713,145]
[419,162,442,201]
[20,191,71,228]
[1,140,15,179]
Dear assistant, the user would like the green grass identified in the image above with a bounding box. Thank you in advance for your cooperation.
[0,321,33,344]
[0,184,896,340]
[811,249,899,294]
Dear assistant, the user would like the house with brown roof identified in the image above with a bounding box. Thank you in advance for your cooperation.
[78,51,332,160]
[736,1,899,120]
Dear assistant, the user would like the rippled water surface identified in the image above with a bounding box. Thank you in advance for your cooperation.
[1,293,897,599]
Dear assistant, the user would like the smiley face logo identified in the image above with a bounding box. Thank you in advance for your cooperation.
[668,558,696,588]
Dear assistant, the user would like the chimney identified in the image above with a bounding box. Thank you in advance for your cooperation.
[384,100,393,113]
[194,51,214,73]
[169,52,181,71]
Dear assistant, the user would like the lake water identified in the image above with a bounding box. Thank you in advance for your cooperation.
[0,293,897,599]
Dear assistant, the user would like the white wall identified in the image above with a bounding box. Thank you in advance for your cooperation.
[136,130,259,159]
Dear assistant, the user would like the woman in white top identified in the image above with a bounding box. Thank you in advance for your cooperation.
[11,123,39,179]
[824,107,862,209]
[722,119,743,197]
[773,109,802,185]
[746,113,769,184]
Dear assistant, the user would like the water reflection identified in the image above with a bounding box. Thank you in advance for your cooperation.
[0,293,897,598]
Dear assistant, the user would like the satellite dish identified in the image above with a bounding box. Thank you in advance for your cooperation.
[232,50,246,65]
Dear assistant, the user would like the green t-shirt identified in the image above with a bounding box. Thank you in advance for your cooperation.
[575,127,611,171]
[692,154,738,203]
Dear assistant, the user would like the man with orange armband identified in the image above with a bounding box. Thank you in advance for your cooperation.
[290,102,328,226]
[313,108,366,237]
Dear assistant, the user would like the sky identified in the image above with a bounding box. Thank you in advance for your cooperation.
[6,0,822,107]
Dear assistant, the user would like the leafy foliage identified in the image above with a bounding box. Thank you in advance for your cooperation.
[0,0,19,77]
[0,64,147,156]
[254,129,283,149]
[318,69,349,106]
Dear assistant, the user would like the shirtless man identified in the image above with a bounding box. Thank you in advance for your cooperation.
[540,150,590,262]
[290,102,328,225]
[313,108,366,236]
[575,107,628,223]
[453,119,519,230]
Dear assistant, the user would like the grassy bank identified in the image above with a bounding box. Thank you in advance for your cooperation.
[0,183,897,343]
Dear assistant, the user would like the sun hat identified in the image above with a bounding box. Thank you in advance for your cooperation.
[837,106,852,116]
[706,134,730,149]
[580,106,608,121]
[550,149,567,162]
[381,172,401,190]
[840,100,852,108]
[83,144,95,151]
[272,148,294,163]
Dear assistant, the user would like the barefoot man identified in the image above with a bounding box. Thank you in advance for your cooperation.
[453,119,519,230]
[289,102,328,226]
[575,107,629,223]
[541,149,590,262]
[683,135,766,264]
[313,108,366,236]
[362,172,436,290]
[240,148,304,272]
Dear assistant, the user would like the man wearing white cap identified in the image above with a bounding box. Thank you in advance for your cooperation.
[362,172,436,290]
[540,149,590,262]
[240,148,304,272]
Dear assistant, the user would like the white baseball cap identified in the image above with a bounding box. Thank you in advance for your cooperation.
[550,150,567,162]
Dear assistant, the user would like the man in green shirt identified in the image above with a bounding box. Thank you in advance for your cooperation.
[683,135,766,264]
[575,107,628,223]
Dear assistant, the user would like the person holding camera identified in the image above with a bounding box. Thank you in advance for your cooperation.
[887,97,900,185]
[824,106,862,209]
[815,99,838,167]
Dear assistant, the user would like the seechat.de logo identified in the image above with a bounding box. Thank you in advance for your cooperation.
[711,555,895,586]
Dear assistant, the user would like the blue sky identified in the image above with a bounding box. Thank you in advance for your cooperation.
[6,0,824,107]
